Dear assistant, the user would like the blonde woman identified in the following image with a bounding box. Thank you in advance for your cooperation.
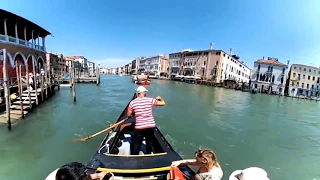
[171,149,223,180]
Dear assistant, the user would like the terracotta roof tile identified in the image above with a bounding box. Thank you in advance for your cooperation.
[255,59,287,67]
[65,56,85,59]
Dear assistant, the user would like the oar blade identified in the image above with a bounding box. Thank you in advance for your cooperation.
[73,136,90,142]
[73,118,128,143]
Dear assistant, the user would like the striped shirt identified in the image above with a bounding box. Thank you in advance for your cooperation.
[128,97,158,129]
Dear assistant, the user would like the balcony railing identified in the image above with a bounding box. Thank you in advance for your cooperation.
[171,64,179,67]
[266,70,273,75]
[0,34,5,41]
[184,65,196,69]
[0,34,45,52]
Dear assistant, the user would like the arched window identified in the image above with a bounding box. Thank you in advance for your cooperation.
[272,75,275,83]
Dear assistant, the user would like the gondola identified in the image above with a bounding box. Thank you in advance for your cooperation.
[85,93,194,179]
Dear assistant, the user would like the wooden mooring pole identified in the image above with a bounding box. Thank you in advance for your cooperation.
[32,56,38,106]
[96,64,100,86]
[40,73,44,102]
[3,49,11,130]
[16,65,24,118]
[72,62,76,102]
[49,68,53,94]
[58,67,61,91]
[26,63,32,110]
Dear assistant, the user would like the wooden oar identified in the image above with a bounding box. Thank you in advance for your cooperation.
[74,117,129,142]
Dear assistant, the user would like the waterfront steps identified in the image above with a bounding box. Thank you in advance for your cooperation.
[6,86,54,119]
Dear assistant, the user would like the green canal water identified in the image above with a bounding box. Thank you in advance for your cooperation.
[0,75,320,180]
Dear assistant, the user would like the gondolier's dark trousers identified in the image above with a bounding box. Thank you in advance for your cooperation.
[130,128,155,155]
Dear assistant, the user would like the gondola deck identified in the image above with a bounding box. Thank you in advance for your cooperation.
[85,94,194,179]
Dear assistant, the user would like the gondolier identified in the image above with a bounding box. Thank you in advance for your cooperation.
[127,86,165,155]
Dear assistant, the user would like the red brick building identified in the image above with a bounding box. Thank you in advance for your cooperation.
[0,9,51,81]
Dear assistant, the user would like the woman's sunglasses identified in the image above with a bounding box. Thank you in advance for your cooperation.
[195,150,203,157]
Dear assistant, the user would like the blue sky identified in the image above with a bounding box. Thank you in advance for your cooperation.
[2,0,320,68]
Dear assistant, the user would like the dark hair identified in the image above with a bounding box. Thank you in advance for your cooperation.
[56,162,87,180]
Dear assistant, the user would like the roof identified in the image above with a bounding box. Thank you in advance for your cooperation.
[0,9,51,40]
[169,49,217,55]
[65,56,85,59]
[65,57,75,61]
[255,59,287,67]
[291,64,320,70]
[169,49,250,69]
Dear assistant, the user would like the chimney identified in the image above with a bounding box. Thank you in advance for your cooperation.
[209,42,213,50]
[263,56,264,60]
[287,60,290,66]
[230,48,232,55]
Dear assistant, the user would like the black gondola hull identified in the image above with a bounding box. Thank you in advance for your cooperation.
[85,94,194,179]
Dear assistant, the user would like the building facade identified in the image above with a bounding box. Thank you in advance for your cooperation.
[160,57,169,76]
[75,56,88,73]
[168,43,250,83]
[139,54,166,76]
[111,68,116,74]
[100,68,108,74]
[124,64,129,75]
[46,53,65,77]
[250,57,288,95]
[286,64,320,97]
[65,56,88,73]
[65,56,81,73]
[57,54,67,76]
[87,61,95,75]
[128,63,132,74]
[220,49,251,83]
[0,9,50,81]
[131,59,140,75]
[121,66,125,74]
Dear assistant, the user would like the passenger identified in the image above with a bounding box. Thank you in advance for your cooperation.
[36,73,40,86]
[45,162,114,180]
[229,167,269,180]
[170,149,223,180]
[127,86,166,155]
[28,73,34,90]
[41,68,45,76]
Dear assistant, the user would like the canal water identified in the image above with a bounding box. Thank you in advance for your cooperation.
[0,75,320,180]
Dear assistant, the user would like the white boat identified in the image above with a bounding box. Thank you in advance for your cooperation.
[60,84,71,87]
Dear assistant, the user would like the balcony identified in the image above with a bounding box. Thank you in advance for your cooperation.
[0,34,45,52]
[170,64,179,68]
[265,70,273,75]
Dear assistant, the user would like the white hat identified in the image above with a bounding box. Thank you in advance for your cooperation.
[229,167,269,180]
[45,168,59,180]
[136,86,148,93]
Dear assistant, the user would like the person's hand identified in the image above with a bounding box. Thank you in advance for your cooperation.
[90,172,114,180]
[171,161,180,167]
